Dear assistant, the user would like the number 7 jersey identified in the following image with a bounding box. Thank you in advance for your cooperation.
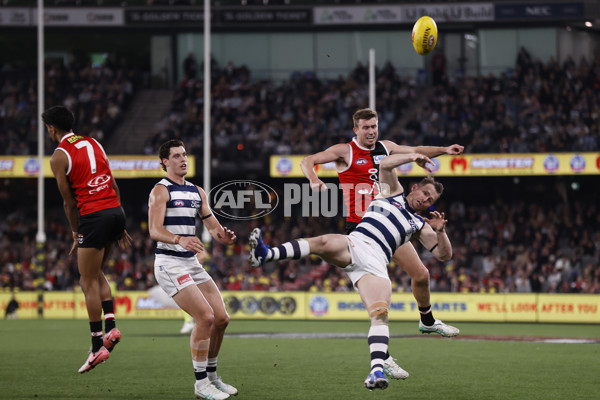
[55,133,121,215]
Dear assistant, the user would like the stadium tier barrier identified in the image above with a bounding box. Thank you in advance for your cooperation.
[1,291,599,323]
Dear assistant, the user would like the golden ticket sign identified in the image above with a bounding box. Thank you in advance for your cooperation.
[0,155,195,178]
[271,153,600,177]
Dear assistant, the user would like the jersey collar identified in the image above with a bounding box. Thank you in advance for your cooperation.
[60,132,76,143]
[352,137,375,151]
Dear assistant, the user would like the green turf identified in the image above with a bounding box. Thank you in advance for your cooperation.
[0,320,598,399]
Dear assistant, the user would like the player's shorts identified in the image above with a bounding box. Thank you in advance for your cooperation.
[78,206,126,249]
[342,234,390,290]
[154,259,212,297]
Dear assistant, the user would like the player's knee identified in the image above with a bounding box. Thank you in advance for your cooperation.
[368,302,389,325]
[312,235,329,251]
[195,310,215,330]
[413,268,430,287]
[214,312,230,329]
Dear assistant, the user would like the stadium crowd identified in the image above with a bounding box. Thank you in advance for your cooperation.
[144,56,413,167]
[145,47,600,163]
[2,191,600,295]
[1,48,600,296]
[0,56,143,156]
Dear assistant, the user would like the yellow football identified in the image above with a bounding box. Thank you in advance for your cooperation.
[412,16,438,56]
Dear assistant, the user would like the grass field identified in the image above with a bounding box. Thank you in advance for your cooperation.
[1,319,598,399]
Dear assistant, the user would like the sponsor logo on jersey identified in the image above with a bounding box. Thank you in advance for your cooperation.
[87,174,111,187]
[177,274,192,285]
[372,155,386,164]
[391,200,404,209]
[66,135,84,143]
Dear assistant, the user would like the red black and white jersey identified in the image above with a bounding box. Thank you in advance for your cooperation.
[338,138,389,223]
[55,133,120,215]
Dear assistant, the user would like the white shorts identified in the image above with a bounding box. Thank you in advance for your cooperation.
[343,234,390,290]
[154,256,212,297]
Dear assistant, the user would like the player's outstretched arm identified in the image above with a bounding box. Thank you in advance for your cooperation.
[383,140,464,158]
[197,186,236,245]
[300,144,349,192]
[379,153,434,196]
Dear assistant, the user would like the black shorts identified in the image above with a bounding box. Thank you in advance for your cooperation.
[78,206,126,249]
[344,221,359,235]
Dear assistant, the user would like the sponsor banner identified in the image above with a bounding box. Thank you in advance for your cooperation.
[224,291,305,320]
[32,8,124,26]
[126,8,206,25]
[0,291,39,319]
[271,153,600,178]
[220,9,311,25]
[0,155,194,178]
[537,295,600,323]
[307,292,472,321]
[308,293,600,323]
[2,292,599,322]
[495,3,584,20]
[314,3,494,25]
[125,8,310,27]
[0,8,31,26]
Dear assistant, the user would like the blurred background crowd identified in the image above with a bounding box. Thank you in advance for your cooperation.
[1,46,599,295]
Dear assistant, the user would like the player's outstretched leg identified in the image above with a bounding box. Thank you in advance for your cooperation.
[249,228,270,267]
[383,356,409,380]
[78,346,110,374]
[103,328,121,352]
[364,370,389,390]
[419,319,460,337]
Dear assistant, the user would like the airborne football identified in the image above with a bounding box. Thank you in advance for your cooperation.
[412,16,438,55]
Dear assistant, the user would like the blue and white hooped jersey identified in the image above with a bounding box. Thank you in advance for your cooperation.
[154,177,201,261]
[349,193,425,263]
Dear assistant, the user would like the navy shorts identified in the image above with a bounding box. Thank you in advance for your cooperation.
[78,206,126,249]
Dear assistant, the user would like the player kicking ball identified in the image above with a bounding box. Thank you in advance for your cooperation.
[250,152,458,390]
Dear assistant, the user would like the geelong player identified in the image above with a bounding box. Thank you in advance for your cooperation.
[250,153,452,390]
[148,139,237,400]
[43,106,132,373]
[300,108,462,378]
[251,152,453,390]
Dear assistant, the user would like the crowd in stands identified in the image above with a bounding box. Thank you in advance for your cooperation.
[398,48,600,153]
[2,181,600,295]
[144,55,414,165]
[2,48,600,297]
[0,56,143,156]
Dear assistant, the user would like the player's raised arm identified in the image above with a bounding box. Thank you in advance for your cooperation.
[197,186,236,245]
[379,153,434,196]
[300,143,349,192]
[382,140,464,158]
